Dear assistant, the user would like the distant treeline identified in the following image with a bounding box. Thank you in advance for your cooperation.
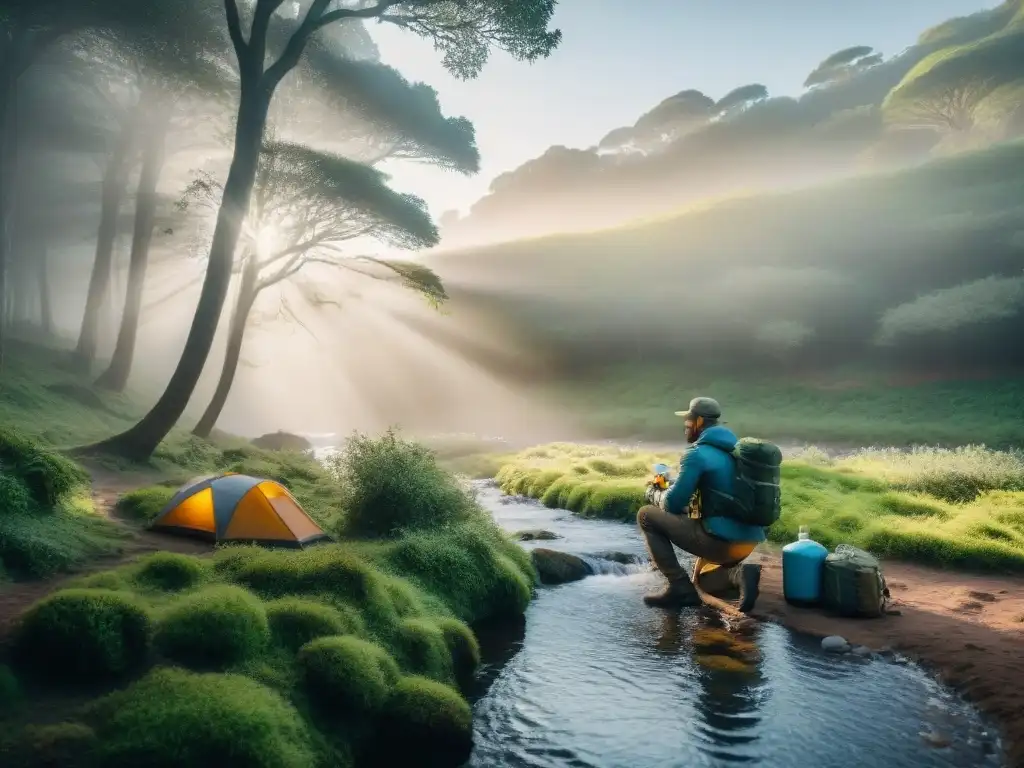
[438,0,1024,247]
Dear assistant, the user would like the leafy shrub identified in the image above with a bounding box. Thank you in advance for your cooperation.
[8,723,98,768]
[370,676,473,767]
[90,668,317,768]
[298,635,400,716]
[437,618,481,687]
[265,597,361,652]
[134,552,206,591]
[154,585,268,668]
[13,589,151,683]
[329,429,477,538]
[115,486,175,523]
[0,427,86,508]
[392,618,450,679]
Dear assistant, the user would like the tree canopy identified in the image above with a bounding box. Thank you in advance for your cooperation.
[805,46,883,88]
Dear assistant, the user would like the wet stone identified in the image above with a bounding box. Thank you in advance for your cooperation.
[821,635,851,653]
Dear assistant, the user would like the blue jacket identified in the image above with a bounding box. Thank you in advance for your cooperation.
[662,425,767,543]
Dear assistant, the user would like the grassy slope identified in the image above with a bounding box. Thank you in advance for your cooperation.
[541,366,1024,448]
[0,341,536,767]
[495,442,1024,572]
[433,141,1024,447]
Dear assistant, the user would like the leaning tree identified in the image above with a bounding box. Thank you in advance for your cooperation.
[87,0,561,459]
[179,141,445,437]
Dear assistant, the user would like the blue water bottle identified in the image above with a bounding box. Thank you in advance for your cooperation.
[782,525,828,606]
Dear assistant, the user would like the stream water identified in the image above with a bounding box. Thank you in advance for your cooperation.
[467,482,1002,768]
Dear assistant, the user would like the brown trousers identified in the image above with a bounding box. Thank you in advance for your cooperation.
[637,505,752,593]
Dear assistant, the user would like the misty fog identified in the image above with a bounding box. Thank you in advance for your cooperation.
[2,0,1022,451]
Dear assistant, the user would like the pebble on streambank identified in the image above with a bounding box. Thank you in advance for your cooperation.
[820,635,905,662]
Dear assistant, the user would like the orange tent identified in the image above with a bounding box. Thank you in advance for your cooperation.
[150,473,329,548]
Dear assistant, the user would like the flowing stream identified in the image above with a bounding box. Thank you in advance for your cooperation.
[467,482,1002,768]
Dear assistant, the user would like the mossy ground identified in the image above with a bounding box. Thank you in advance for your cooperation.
[1,457,534,767]
[0,339,536,766]
[496,442,1024,572]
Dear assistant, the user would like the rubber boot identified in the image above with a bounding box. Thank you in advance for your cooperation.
[731,563,761,614]
[643,576,702,608]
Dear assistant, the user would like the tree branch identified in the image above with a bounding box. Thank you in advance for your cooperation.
[249,0,287,70]
[224,0,248,56]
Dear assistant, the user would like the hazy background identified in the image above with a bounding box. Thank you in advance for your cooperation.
[5,0,1023,445]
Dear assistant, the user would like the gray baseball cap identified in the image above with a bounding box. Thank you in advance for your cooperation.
[674,396,722,420]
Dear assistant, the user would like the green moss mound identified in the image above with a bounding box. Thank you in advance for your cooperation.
[13,589,151,683]
[89,667,317,768]
[382,520,534,622]
[437,618,481,686]
[154,585,268,668]
[369,676,473,767]
[392,618,451,679]
[0,427,87,507]
[329,429,478,538]
[8,722,99,768]
[265,597,361,652]
[298,635,400,716]
[115,486,175,523]
[134,552,206,591]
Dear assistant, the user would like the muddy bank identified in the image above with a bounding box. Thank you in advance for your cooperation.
[751,554,1024,766]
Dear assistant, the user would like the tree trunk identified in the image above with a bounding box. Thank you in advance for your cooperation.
[0,62,15,372]
[95,106,170,392]
[10,255,27,325]
[72,113,138,372]
[192,255,259,438]
[86,79,271,459]
[37,242,52,336]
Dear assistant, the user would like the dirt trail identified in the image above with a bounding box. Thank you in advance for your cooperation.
[0,463,211,638]
[751,554,1024,767]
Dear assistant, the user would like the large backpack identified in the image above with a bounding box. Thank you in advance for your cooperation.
[707,438,783,527]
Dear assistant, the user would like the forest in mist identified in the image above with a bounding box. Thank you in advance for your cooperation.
[0,0,563,451]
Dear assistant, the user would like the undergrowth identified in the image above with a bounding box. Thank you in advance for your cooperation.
[496,442,1024,572]
[1,430,537,768]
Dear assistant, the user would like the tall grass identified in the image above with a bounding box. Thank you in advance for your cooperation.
[495,442,1024,572]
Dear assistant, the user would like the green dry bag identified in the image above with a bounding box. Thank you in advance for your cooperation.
[822,545,890,618]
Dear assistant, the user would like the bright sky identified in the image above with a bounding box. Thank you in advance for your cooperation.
[367,0,994,217]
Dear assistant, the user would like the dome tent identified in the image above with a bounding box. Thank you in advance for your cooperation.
[151,473,329,547]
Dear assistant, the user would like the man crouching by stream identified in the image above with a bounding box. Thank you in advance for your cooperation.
[637,397,765,612]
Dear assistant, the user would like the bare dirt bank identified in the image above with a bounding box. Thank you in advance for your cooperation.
[751,555,1024,767]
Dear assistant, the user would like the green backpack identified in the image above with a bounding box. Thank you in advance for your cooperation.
[822,545,890,618]
[707,438,783,527]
